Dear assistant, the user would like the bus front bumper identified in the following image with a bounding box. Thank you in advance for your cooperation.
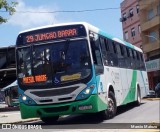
[20,94,107,119]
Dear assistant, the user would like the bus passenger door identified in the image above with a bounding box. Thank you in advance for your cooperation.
[90,34,107,105]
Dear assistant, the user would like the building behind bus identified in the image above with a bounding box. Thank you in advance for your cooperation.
[120,0,160,90]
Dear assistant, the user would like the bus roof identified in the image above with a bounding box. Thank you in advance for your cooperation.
[86,23,142,52]
[19,22,142,53]
[19,22,88,34]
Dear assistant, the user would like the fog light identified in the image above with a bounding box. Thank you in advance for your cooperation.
[81,94,85,98]
[28,100,32,104]
[22,96,27,101]
[85,88,90,94]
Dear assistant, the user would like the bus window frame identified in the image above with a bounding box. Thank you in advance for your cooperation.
[99,36,109,66]
[89,32,104,75]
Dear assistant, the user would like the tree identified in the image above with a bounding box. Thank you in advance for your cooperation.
[0,0,18,24]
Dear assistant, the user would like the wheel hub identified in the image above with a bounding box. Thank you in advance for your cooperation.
[108,98,114,112]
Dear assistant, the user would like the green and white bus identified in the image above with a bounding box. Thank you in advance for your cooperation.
[16,22,149,123]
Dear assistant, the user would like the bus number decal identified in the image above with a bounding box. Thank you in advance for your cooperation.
[26,35,34,43]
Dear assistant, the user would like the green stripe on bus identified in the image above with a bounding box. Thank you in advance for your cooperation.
[122,70,137,105]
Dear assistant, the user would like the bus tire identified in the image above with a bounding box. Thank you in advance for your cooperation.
[41,116,59,124]
[7,96,13,107]
[135,88,141,106]
[100,91,117,120]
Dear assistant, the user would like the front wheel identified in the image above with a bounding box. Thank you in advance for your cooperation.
[6,96,13,107]
[41,116,59,124]
[99,91,117,120]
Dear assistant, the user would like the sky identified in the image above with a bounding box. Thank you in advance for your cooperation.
[0,0,123,47]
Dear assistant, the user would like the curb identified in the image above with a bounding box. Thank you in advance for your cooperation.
[143,98,160,101]
[0,107,19,112]
[130,130,160,132]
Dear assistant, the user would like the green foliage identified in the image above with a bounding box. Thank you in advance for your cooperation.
[0,0,18,24]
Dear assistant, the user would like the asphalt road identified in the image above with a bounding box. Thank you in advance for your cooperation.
[19,99,160,130]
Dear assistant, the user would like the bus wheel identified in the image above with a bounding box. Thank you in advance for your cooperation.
[135,89,141,106]
[41,116,59,124]
[100,91,117,120]
[7,96,13,107]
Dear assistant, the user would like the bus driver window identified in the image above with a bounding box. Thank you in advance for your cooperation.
[90,34,103,66]
[90,33,104,74]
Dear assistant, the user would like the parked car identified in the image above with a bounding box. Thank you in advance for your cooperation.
[147,90,155,98]
[155,83,160,98]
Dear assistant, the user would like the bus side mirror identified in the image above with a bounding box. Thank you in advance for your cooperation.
[95,65,104,75]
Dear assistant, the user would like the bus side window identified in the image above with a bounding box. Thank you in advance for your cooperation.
[104,38,109,51]
[122,46,128,68]
[140,53,145,71]
[134,50,137,60]
[90,36,103,66]
[129,48,133,58]
[119,44,126,68]
[135,51,139,70]
[126,47,130,58]
[129,48,134,69]
[108,40,118,67]
[132,50,135,59]
[138,52,142,70]
[126,47,131,69]
[132,49,136,69]
[133,50,138,70]
[136,51,140,60]
[116,43,123,67]
[99,37,109,66]
[139,53,142,70]
[113,42,117,54]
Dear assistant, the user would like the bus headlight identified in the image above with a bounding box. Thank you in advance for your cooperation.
[85,88,90,94]
[22,96,27,101]
[76,84,95,100]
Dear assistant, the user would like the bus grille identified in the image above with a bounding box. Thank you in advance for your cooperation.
[30,86,79,97]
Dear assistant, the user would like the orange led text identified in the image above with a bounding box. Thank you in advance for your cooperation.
[23,74,46,84]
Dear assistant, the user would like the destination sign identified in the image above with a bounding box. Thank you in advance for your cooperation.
[18,25,86,45]
[23,74,46,84]
[25,28,77,43]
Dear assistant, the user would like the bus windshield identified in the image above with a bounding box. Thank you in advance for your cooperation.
[17,40,91,87]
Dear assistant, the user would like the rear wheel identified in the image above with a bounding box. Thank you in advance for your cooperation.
[41,116,59,124]
[135,89,141,106]
[100,91,117,120]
